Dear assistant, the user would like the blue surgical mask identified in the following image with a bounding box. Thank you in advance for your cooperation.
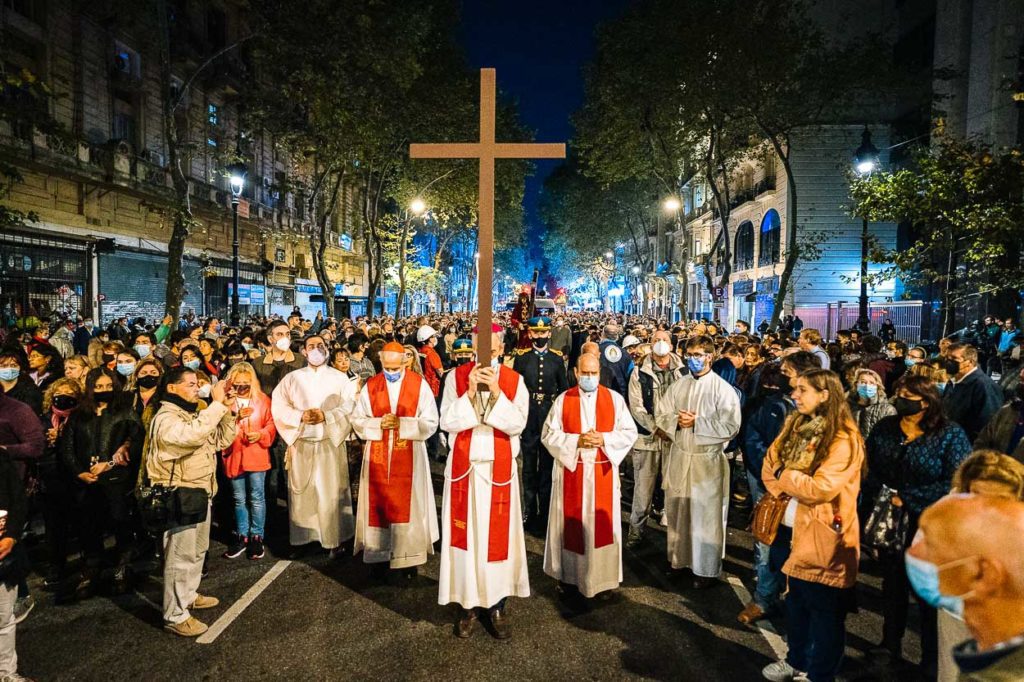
[857,383,878,400]
[384,369,403,383]
[116,362,136,377]
[904,551,974,617]
[184,359,201,370]
[0,368,19,382]
[905,358,917,368]
[936,382,947,394]
[686,357,706,374]
[578,375,599,393]
[242,342,253,352]
[134,344,152,358]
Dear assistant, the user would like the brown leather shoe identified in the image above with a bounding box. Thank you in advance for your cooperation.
[737,602,766,624]
[189,594,220,610]
[455,608,477,639]
[488,605,511,640]
[164,616,208,637]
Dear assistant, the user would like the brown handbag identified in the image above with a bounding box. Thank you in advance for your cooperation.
[751,491,791,545]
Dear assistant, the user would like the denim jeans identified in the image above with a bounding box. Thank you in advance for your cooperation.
[230,471,267,538]
[747,470,784,611]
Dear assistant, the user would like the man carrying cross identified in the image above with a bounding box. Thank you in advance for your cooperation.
[438,324,530,639]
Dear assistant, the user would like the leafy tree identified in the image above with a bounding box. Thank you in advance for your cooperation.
[850,135,1024,334]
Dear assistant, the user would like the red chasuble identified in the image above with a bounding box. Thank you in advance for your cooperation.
[560,385,616,555]
[450,362,520,562]
[365,372,424,528]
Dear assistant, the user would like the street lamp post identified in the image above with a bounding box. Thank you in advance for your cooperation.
[227,162,247,326]
[853,127,879,333]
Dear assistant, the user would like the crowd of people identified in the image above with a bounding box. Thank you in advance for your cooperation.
[0,306,1022,681]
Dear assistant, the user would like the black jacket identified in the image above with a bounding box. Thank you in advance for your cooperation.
[61,404,143,485]
[943,368,1003,442]
[512,347,568,401]
[740,389,793,480]
[4,376,42,417]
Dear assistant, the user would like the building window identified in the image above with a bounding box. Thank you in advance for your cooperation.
[734,220,754,271]
[759,209,781,265]
[206,102,220,148]
[111,90,138,148]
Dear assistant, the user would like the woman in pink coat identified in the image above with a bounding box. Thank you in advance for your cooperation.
[220,362,276,560]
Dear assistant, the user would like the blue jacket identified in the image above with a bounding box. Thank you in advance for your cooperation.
[740,389,793,481]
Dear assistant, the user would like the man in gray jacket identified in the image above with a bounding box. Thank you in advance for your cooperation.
[625,330,684,548]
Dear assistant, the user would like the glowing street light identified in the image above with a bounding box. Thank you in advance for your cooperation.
[854,127,879,176]
[409,198,427,215]
[662,197,681,212]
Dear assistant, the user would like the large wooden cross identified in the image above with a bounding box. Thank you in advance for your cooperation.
[410,68,565,364]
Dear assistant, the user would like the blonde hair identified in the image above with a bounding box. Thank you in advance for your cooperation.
[223,361,265,398]
[952,450,1024,500]
[43,377,84,412]
[403,344,423,376]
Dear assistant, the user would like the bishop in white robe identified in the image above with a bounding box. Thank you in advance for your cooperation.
[655,341,741,583]
[438,328,530,638]
[541,355,638,598]
[271,336,358,551]
[350,342,439,572]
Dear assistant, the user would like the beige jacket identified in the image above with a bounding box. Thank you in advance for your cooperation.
[762,429,864,589]
[146,401,237,496]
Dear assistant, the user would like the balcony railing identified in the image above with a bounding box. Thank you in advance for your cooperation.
[754,175,777,196]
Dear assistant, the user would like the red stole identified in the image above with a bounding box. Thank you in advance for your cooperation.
[365,372,423,529]
[450,362,520,562]
[561,386,616,554]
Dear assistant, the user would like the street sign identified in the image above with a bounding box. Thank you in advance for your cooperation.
[97,293,107,302]
[237,198,250,219]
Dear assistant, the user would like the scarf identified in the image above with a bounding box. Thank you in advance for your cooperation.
[50,407,73,430]
[161,392,200,414]
[778,415,827,473]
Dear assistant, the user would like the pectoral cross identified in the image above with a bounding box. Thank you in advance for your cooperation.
[410,68,565,365]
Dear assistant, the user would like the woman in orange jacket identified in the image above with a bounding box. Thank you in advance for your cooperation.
[760,369,865,682]
[220,362,276,561]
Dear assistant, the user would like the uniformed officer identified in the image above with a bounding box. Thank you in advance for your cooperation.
[512,316,567,535]
[599,323,633,397]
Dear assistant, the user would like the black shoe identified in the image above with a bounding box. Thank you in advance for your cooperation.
[368,563,388,581]
[247,535,265,560]
[692,576,719,590]
[42,570,64,591]
[455,608,478,638]
[224,534,248,559]
[111,566,130,595]
[201,556,209,578]
[488,605,511,640]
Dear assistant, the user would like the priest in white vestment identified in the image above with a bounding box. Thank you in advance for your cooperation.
[542,354,638,599]
[271,334,358,554]
[655,335,741,588]
[350,341,439,577]
[439,326,530,639]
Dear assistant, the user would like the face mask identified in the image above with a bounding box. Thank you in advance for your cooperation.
[857,383,878,400]
[555,320,564,327]
[275,337,292,352]
[652,340,672,357]
[306,349,327,367]
[234,384,251,396]
[137,375,160,390]
[904,551,974,617]
[894,396,924,417]
[490,357,500,369]
[384,369,403,383]
[84,321,94,329]
[578,375,599,393]
[197,384,212,399]
[116,362,136,377]
[943,359,961,376]
[134,344,152,358]
[935,382,947,394]
[242,342,253,352]
[905,358,917,368]
[686,357,706,374]
[102,353,116,365]
[0,368,20,382]
[52,395,79,411]
[184,358,201,370]
[93,390,114,404]
[384,333,395,341]
[533,336,549,348]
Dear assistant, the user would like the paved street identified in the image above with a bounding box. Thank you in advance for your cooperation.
[17,463,922,681]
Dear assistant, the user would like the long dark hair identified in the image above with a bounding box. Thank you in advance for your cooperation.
[80,366,125,415]
[894,373,947,431]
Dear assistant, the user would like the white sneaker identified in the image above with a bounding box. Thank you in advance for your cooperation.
[762,659,805,682]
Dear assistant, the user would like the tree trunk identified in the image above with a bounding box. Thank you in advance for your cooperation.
[311,170,344,318]
[395,214,412,315]
[766,132,797,331]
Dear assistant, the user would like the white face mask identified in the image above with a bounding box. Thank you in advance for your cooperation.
[491,357,500,369]
[306,348,327,367]
[275,337,291,352]
[197,384,212,399]
[653,340,672,357]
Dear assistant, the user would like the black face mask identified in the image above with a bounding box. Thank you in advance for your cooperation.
[894,396,924,417]
[533,336,549,348]
[234,385,251,396]
[92,390,115,404]
[52,395,79,411]
[101,353,115,365]
[136,375,161,390]
[384,333,395,341]
[943,359,961,377]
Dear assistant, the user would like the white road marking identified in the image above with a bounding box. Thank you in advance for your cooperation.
[196,560,292,644]
[133,591,161,613]
[725,575,788,660]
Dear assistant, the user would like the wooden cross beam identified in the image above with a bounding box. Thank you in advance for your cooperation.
[410,68,565,365]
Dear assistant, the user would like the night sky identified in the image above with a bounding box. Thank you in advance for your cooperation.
[458,0,629,271]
